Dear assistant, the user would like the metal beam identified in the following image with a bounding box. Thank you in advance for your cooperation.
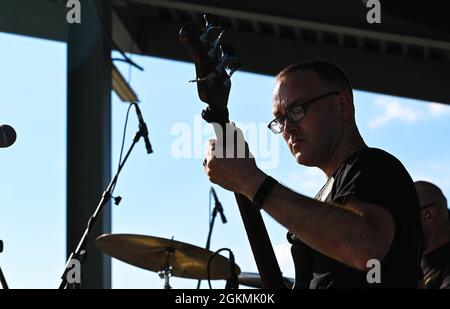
[112,8,143,54]
[0,0,140,54]
[128,0,450,51]
[0,0,67,42]
[138,18,450,104]
[3,0,450,104]
[67,0,112,289]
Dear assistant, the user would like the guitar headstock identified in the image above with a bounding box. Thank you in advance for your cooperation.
[179,15,242,125]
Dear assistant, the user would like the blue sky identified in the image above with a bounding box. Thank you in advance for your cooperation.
[0,32,449,289]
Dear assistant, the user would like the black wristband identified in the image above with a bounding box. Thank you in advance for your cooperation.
[252,176,278,210]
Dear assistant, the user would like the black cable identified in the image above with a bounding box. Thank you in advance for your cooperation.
[111,102,134,195]
[118,103,134,170]
[207,248,237,289]
[111,58,143,72]
[111,50,143,71]
[209,188,212,226]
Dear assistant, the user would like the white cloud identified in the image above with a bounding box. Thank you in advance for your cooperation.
[368,97,423,128]
[428,102,450,117]
[368,96,450,129]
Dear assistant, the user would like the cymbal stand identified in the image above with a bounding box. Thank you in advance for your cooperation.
[158,247,175,289]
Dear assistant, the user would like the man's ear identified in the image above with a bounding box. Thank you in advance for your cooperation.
[424,207,437,224]
[337,91,354,121]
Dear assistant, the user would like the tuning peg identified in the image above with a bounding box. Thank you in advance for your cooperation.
[227,59,243,77]
[189,72,217,87]
[219,45,243,77]
[200,14,223,43]
[220,44,236,58]
[207,30,225,58]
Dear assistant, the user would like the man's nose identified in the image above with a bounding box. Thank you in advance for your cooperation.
[283,118,299,135]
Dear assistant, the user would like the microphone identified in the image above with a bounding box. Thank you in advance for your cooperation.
[211,187,227,224]
[133,104,153,154]
[0,125,17,148]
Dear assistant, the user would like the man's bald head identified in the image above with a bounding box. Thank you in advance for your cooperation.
[415,181,448,222]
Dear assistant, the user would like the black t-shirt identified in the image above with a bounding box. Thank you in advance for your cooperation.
[289,147,422,289]
[421,241,450,289]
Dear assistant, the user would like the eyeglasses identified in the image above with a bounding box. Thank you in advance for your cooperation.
[268,91,339,134]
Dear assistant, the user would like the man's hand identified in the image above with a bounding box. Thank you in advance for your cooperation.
[203,125,266,200]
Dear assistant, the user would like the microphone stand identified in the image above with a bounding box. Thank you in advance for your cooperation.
[196,188,225,289]
[0,240,8,289]
[58,125,149,289]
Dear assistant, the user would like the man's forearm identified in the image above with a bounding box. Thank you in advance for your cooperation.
[259,183,393,270]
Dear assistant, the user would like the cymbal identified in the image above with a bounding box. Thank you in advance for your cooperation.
[96,234,240,280]
[238,272,295,289]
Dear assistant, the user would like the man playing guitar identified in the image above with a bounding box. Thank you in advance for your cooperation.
[203,60,422,288]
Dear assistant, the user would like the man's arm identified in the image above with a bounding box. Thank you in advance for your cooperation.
[244,174,395,271]
[204,138,395,271]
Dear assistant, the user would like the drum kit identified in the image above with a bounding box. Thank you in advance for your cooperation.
[95,233,294,289]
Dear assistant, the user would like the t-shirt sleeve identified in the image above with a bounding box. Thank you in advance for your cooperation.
[331,151,405,222]
[326,149,422,285]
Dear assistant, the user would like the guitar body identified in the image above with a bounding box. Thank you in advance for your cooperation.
[179,17,286,289]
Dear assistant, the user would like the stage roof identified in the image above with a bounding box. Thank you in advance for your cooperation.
[2,0,449,104]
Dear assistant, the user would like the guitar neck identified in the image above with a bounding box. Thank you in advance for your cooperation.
[212,121,286,289]
[234,193,287,289]
[179,19,286,289]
